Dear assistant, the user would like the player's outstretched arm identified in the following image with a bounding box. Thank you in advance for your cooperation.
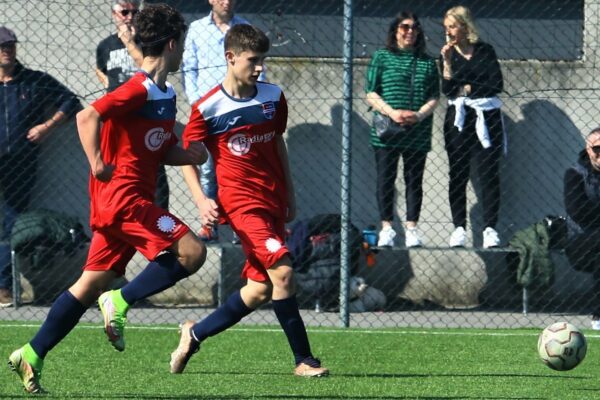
[276,135,296,222]
[163,142,207,166]
[77,106,114,182]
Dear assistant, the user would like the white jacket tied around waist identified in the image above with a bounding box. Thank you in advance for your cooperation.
[448,96,506,153]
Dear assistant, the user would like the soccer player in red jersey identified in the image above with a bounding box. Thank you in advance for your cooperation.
[170,23,329,378]
[8,4,207,393]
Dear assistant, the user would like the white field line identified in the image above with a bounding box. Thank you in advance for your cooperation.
[1,324,600,339]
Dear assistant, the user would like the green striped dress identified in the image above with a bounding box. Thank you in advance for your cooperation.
[365,48,440,151]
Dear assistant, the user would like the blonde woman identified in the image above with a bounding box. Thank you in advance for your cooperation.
[440,5,505,248]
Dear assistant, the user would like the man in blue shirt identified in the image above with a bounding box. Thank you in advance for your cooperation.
[182,0,265,242]
[0,26,81,306]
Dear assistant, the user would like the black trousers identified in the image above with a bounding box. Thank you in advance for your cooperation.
[565,231,600,314]
[444,105,503,229]
[373,146,427,223]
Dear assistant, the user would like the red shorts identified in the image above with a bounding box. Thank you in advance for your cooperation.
[83,200,189,275]
[227,208,289,282]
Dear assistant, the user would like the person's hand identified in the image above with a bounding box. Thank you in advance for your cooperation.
[197,197,220,227]
[117,23,134,44]
[401,111,420,125]
[388,108,404,124]
[441,40,455,63]
[463,84,472,96]
[26,123,51,143]
[92,158,115,182]
[389,109,417,126]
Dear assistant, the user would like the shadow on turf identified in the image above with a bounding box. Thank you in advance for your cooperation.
[175,370,589,380]
[1,374,593,399]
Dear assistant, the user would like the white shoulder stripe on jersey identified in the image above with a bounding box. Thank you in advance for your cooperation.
[198,82,281,120]
[142,77,176,101]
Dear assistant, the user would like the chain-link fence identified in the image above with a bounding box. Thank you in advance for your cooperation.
[0,0,597,330]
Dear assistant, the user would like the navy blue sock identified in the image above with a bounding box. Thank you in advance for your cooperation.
[191,291,253,342]
[29,291,87,359]
[272,295,313,365]
[121,253,190,305]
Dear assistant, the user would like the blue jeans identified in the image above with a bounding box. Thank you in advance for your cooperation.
[200,152,217,200]
[0,202,18,289]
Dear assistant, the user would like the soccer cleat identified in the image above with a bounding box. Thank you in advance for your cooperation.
[8,346,44,394]
[294,357,329,377]
[449,226,466,247]
[405,227,422,248]
[482,227,501,249]
[170,320,200,374]
[377,226,396,247]
[98,290,129,352]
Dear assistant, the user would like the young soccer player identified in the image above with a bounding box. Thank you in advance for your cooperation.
[170,23,329,378]
[8,4,207,393]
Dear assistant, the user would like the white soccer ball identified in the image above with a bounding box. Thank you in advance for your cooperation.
[537,322,587,371]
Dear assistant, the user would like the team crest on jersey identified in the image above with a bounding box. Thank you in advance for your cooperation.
[156,215,176,233]
[145,127,172,151]
[265,238,282,253]
[262,101,276,120]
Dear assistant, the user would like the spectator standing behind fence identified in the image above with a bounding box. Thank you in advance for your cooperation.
[365,12,439,248]
[0,27,81,307]
[182,0,265,243]
[174,24,329,378]
[96,0,170,210]
[8,5,208,393]
[440,5,505,249]
[564,129,600,330]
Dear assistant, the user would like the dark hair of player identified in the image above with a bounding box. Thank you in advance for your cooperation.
[224,24,270,54]
[134,3,187,57]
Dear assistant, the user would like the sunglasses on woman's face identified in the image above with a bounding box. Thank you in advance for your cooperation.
[591,145,600,154]
[399,23,419,32]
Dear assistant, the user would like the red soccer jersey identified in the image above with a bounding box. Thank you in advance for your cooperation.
[89,72,178,228]
[183,82,288,219]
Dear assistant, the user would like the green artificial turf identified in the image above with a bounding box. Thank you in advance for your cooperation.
[0,322,598,399]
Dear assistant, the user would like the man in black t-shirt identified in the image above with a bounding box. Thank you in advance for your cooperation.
[95,0,142,92]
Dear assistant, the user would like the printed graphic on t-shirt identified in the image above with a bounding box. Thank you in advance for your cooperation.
[107,47,137,82]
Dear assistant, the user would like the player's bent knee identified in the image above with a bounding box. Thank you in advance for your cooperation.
[175,232,207,274]
[182,239,207,274]
[242,282,273,307]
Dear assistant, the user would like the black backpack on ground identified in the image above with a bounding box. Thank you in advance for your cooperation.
[288,214,362,310]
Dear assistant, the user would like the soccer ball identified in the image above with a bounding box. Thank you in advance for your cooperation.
[537,322,587,371]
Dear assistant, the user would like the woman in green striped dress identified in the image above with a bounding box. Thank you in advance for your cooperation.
[365,11,440,248]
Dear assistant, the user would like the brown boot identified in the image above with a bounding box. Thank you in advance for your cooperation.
[0,287,13,307]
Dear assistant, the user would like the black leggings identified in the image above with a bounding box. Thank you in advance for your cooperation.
[374,146,427,223]
[444,105,503,228]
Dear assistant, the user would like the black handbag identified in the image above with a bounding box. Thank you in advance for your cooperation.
[373,113,406,141]
[372,56,417,141]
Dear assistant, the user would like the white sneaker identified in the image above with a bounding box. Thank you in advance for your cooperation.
[377,226,396,247]
[591,317,600,330]
[405,228,422,248]
[482,227,500,248]
[449,227,466,247]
